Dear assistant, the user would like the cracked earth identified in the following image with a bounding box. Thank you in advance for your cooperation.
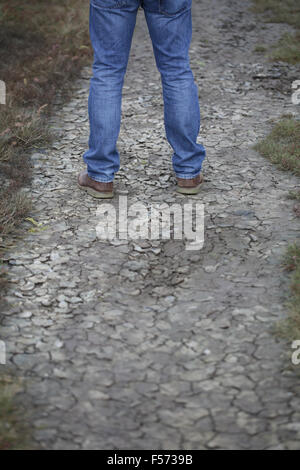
[1,0,300,450]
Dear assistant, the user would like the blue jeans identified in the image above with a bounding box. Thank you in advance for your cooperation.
[83,0,206,182]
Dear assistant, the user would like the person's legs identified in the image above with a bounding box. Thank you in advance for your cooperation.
[83,0,140,183]
[143,0,206,180]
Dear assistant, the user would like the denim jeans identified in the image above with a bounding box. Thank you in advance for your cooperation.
[83,0,206,182]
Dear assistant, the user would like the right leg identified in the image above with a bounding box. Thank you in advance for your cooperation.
[83,0,140,183]
[143,0,206,180]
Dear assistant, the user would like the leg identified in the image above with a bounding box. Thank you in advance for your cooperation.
[83,0,139,182]
[143,0,206,179]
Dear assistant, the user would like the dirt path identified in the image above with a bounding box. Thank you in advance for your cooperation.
[2,0,300,450]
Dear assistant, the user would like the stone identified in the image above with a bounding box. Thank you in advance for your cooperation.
[2,0,300,451]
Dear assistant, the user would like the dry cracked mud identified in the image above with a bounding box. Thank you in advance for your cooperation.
[1,0,300,450]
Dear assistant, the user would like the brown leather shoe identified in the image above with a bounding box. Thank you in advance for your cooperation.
[177,173,204,195]
[78,171,114,199]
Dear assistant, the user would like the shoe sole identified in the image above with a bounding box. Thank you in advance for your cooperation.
[78,183,114,199]
[176,183,203,195]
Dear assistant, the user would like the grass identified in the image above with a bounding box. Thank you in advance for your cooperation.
[251,0,300,63]
[0,0,92,450]
[256,117,300,343]
[277,244,300,341]
[271,33,300,64]
[254,117,300,175]
[0,375,32,450]
[0,0,92,248]
[254,44,267,53]
[288,190,300,201]
[252,3,300,340]
[252,0,300,27]
[0,0,92,277]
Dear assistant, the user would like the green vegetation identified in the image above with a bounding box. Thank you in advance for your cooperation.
[252,0,300,63]
[0,375,32,450]
[254,45,267,53]
[277,244,300,341]
[0,0,92,247]
[0,0,92,450]
[271,33,300,64]
[256,117,300,343]
[255,117,300,175]
[252,2,300,341]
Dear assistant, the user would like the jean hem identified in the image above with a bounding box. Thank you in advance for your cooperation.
[88,172,114,183]
[175,171,201,180]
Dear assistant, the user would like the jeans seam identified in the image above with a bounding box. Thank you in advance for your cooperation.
[175,172,201,179]
[88,172,114,183]
[159,1,191,17]
[91,0,127,9]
